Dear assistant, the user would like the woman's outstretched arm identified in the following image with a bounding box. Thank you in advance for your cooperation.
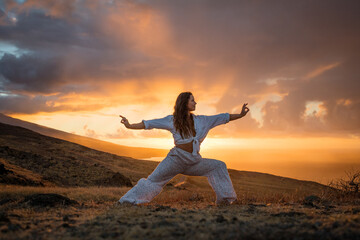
[119,115,145,129]
[229,103,249,121]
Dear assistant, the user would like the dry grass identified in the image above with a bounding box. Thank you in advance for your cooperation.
[0,185,128,205]
[0,184,316,209]
[2,167,358,209]
[1,184,359,240]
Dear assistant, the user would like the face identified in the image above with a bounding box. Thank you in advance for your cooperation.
[187,95,197,111]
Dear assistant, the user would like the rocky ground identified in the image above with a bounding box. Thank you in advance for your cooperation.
[0,193,359,240]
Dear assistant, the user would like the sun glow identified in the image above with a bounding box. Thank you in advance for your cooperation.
[201,137,360,151]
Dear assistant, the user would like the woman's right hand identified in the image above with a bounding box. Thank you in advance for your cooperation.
[119,115,130,128]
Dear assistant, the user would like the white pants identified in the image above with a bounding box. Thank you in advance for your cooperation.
[119,147,237,204]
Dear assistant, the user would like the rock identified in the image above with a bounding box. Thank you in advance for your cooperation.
[140,222,148,229]
[8,214,21,219]
[246,205,256,213]
[314,221,323,229]
[7,223,22,231]
[303,195,321,207]
[0,212,10,223]
[271,211,307,217]
[215,214,227,223]
[62,223,70,228]
[278,223,295,229]
[171,231,185,237]
[332,221,340,228]
[153,220,175,227]
[352,207,360,214]
[0,198,13,206]
[199,218,206,222]
[22,193,78,207]
[248,203,267,207]
[0,163,11,175]
[153,205,171,212]
[304,195,321,201]
[96,172,132,187]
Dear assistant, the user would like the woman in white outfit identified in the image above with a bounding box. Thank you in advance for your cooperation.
[118,92,249,205]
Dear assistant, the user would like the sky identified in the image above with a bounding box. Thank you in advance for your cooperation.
[0,0,359,182]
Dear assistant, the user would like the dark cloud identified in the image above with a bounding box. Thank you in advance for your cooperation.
[0,9,97,95]
[0,92,107,114]
[0,9,140,94]
[0,94,59,114]
[0,53,65,93]
[0,10,80,49]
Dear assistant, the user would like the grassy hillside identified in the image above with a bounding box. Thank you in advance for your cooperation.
[2,121,356,240]
[0,121,335,200]
[0,122,157,187]
[0,113,167,159]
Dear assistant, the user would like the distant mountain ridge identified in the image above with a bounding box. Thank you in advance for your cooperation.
[0,113,167,159]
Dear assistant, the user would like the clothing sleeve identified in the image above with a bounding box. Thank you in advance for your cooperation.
[142,115,172,130]
[204,113,230,130]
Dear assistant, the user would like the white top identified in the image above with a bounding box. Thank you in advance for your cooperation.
[143,113,230,156]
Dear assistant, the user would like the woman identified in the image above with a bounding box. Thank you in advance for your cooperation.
[118,92,249,205]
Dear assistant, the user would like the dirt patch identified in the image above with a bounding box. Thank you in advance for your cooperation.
[21,194,79,208]
[95,172,133,187]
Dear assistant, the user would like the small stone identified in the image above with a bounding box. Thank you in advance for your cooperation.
[332,221,340,228]
[22,193,78,207]
[0,198,12,206]
[312,221,323,230]
[303,195,321,207]
[0,212,10,223]
[216,215,227,223]
[62,223,70,228]
[271,211,306,217]
[278,223,294,229]
[153,205,171,212]
[8,223,22,231]
[352,208,360,214]
[140,222,148,229]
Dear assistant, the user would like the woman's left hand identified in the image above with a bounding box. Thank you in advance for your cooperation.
[240,103,249,116]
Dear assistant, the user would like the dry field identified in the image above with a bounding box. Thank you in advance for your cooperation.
[0,184,359,240]
[0,122,359,239]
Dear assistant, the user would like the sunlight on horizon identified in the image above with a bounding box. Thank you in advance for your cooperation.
[9,112,360,151]
[5,112,360,185]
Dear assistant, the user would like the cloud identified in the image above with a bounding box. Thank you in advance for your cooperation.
[0,53,65,93]
[0,0,359,137]
[305,62,341,80]
[261,56,360,136]
[0,92,109,114]
[83,124,99,138]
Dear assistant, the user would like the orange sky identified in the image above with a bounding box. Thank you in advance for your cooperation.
[1,1,360,183]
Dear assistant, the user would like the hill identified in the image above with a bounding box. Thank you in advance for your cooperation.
[0,121,332,197]
[0,113,167,159]
[0,122,158,187]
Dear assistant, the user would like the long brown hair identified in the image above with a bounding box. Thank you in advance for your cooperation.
[173,92,196,139]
